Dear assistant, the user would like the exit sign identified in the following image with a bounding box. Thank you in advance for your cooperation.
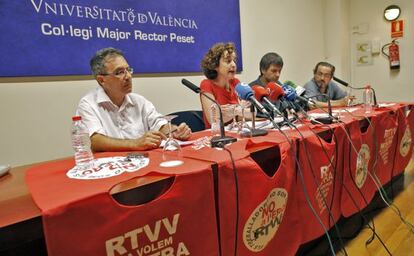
[391,20,404,38]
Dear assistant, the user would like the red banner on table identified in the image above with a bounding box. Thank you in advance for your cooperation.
[217,141,301,255]
[44,171,218,256]
[392,106,414,176]
[26,152,219,256]
[373,110,399,185]
[341,120,377,217]
[296,127,344,243]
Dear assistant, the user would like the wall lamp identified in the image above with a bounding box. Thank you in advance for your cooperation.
[384,5,401,21]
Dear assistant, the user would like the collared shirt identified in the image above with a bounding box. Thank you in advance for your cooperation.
[303,79,347,102]
[76,86,167,139]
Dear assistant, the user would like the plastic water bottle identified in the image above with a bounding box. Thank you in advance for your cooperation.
[363,85,373,113]
[71,116,94,169]
[210,103,220,135]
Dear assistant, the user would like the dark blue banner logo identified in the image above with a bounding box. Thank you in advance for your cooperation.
[0,0,242,76]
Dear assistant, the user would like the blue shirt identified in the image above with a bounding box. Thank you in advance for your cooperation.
[303,79,347,102]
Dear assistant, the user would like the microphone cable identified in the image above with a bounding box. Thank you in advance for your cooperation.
[258,95,341,255]
[336,109,394,254]
[271,116,337,255]
[222,145,240,256]
[341,108,414,235]
[302,102,391,253]
[305,100,409,252]
[262,96,339,255]
[290,105,349,255]
[304,111,391,255]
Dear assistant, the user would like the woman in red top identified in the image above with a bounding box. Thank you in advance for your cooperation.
[200,42,241,128]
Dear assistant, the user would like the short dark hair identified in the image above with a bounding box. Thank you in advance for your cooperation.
[90,47,125,77]
[201,42,236,80]
[259,52,283,75]
[313,61,335,76]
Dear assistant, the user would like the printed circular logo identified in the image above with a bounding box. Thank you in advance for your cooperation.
[400,125,412,157]
[243,188,288,252]
[355,144,370,188]
[66,156,149,180]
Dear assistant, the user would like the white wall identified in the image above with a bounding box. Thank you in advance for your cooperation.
[349,0,414,101]
[238,0,325,86]
[0,0,331,166]
[323,0,351,80]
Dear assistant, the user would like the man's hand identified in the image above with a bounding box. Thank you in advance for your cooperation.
[172,123,192,141]
[345,95,356,106]
[135,131,167,150]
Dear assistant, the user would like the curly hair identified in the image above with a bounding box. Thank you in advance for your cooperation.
[201,42,236,80]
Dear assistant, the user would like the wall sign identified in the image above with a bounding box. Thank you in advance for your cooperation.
[391,20,404,38]
[0,0,242,77]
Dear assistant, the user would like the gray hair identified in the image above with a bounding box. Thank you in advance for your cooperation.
[259,52,284,75]
[90,47,125,77]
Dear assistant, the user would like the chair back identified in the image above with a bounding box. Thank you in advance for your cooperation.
[169,110,205,132]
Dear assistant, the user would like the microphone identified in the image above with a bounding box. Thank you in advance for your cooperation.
[181,78,201,93]
[235,83,271,117]
[266,82,285,102]
[181,79,237,148]
[333,76,349,87]
[295,85,306,97]
[265,82,292,119]
[333,77,377,106]
[251,85,283,116]
[282,83,310,104]
[283,80,297,88]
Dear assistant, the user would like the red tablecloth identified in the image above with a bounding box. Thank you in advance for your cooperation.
[26,151,220,256]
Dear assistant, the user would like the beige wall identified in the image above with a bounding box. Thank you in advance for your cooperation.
[349,0,414,101]
[2,0,412,167]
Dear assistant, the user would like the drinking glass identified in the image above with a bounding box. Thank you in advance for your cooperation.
[159,115,183,167]
[236,100,252,137]
[347,87,354,107]
[226,104,239,132]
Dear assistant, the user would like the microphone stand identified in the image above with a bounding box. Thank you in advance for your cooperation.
[249,104,268,137]
[333,77,378,107]
[305,94,336,124]
[181,79,237,148]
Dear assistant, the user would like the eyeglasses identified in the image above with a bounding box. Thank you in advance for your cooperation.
[315,72,332,78]
[101,67,133,77]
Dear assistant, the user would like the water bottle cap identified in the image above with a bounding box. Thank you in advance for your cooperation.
[72,116,82,121]
[365,85,371,89]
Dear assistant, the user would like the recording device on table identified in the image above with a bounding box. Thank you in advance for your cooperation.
[181,79,237,148]
[0,164,11,178]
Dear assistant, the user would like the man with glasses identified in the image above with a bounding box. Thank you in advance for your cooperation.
[303,61,349,108]
[76,47,191,152]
